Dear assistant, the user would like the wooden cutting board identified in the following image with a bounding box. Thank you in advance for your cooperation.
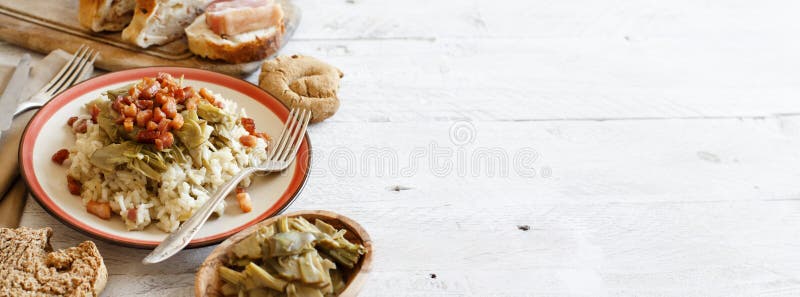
[0,0,300,77]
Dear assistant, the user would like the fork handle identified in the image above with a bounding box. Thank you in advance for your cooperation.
[142,166,259,264]
[14,101,43,117]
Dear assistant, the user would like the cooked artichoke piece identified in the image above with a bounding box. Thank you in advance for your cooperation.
[89,141,139,171]
[321,248,360,269]
[290,217,318,233]
[269,256,301,281]
[311,233,340,250]
[220,216,366,297]
[247,288,280,297]
[313,219,337,236]
[277,217,290,233]
[197,100,227,123]
[267,232,316,257]
[167,146,187,164]
[232,231,263,260]
[128,158,162,181]
[313,220,365,269]
[245,262,288,291]
[286,283,324,297]
[175,110,207,149]
[298,251,325,285]
[104,83,134,100]
[228,257,252,268]
[220,282,238,296]
[139,147,168,172]
[329,270,346,295]
[261,225,276,237]
[92,100,121,142]
[219,266,246,286]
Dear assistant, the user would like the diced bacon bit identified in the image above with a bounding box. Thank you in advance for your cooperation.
[136,109,153,127]
[185,97,198,111]
[140,77,161,99]
[90,104,101,123]
[129,86,141,100]
[241,117,256,134]
[171,113,184,129]
[240,117,271,141]
[114,73,207,151]
[123,117,134,132]
[135,99,153,110]
[239,135,257,147]
[172,88,186,103]
[183,86,195,97]
[112,96,125,112]
[253,132,270,141]
[162,98,177,118]
[67,176,81,195]
[153,106,165,122]
[146,121,158,131]
[177,86,194,102]
[157,119,172,133]
[67,116,78,126]
[156,72,174,83]
[199,88,215,103]
[137,130,160,143]
[123,103,138,117]
[155,132,174,151]
[73,119,88,133]
[86,201,112,220]
[235,187,246,194]
[126,207,138,221]
[236,192,252,213]
[154,92,169,105]
[51,149,70,165]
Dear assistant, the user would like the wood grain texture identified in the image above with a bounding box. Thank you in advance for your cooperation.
[4,0,800,296]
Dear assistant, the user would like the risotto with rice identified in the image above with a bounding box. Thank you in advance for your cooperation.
[52,73,270,232]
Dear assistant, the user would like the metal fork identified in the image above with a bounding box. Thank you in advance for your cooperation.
[14,45,98,116]
[143,108,312,264]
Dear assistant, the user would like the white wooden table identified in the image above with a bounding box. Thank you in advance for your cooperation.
[3,0,800,296]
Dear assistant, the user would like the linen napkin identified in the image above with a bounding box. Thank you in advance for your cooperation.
[0,50,94,227]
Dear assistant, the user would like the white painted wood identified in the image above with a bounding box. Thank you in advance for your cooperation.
[4,0,800,296]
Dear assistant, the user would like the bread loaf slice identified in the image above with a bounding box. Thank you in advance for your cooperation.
[0,227,107,296]
[121,0,211,48]
[79,0,136,32]
[185,14,284,64]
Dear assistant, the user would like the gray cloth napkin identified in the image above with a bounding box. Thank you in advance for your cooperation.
[0,50,94,227]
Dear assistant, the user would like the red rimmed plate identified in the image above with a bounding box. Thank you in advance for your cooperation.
[19,67,310,249]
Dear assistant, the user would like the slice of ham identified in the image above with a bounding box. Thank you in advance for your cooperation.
[206,0,284,36]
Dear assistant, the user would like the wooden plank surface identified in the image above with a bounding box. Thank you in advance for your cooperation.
[4,0,800,296]
[0,0,300,76]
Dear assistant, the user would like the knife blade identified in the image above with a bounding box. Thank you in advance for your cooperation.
[0,54,31,132]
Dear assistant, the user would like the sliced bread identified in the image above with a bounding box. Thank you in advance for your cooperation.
[121,0,211,48]
[185,5,285,64]
[78,0,136,32]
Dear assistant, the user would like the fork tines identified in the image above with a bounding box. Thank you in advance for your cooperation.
[40,45,98,98]
[268,108,311,163]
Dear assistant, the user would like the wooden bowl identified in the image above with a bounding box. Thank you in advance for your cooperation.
[195,210,373,297]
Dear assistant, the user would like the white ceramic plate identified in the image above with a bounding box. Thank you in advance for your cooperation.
[20,67,310,248]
